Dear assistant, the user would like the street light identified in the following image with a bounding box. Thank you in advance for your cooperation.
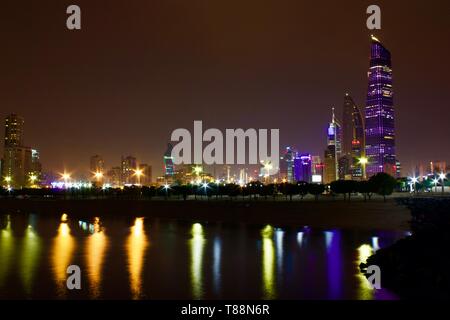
[133,168,143,185]
[433,178,439,193]
[359,157,368,180]
[29,174,37,187]
[4,176,12,183]
[61,172,71,183]
[163,183,170,198]
[93,171,104,181]
[410,176,418,193]
[439,173,446,194]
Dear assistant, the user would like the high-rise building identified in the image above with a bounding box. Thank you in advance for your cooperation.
[164,143,175,177]
[280,147,295,183]
[90,155,104,173]
[341,94,365,180]
[4,114,24,148]
[294,153,312,183]
[323,108,341,184]
[365,35,396,177]
[139,164,152,186]
[121,155,137,185]
[107,166,122,187]
[1,114,41,188]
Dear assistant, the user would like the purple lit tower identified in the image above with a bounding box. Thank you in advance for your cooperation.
[365,35,397,177]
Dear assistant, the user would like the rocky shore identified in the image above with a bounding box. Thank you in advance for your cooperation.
[360,197,450,299]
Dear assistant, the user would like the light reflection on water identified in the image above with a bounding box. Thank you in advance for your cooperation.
[51,221,75,296]
[85,217,108,298]
[0,214,405,300]
[261,225,275,299]
[0,216,13,287]
[20,215,41,294]
[127,217,148,299]
[190,223,206,299]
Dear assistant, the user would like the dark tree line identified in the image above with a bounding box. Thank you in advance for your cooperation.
[0,173,399,202]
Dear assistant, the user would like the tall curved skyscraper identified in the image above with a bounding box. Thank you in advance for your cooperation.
[365,35,396,177]
[342,94,365,180]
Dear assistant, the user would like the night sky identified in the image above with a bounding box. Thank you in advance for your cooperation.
[1,0,449,177]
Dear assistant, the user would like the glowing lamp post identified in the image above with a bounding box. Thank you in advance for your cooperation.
[61,172,71,184]
[359,157,368,180]
[410,177,418,194]
[439,173,446,194]
[163,183,170,199]
[29,174,37,187]
[133,168,143,186]
[93,171,104,183]
[433,178,439,193]
[4,176,12,189]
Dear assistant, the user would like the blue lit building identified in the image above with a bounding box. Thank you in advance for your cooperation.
[294,153,312,183]
[365,35,397,177]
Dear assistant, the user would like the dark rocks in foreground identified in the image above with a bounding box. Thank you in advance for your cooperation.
[360,197,450,299]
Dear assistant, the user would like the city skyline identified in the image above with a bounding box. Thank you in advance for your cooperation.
[1,1,449,177]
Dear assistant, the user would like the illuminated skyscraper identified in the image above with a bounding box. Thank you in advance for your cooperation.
[1,114,40,188]
[342,94,365,180]
[90,155,104,174]
[164,143,175,176]
[121,155,137,185]
[4,114,24,147]
[324,108,341,184]
[365,36,396,177]
[280,147,295,183]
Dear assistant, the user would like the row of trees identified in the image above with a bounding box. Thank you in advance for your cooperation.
[0,173,398,202]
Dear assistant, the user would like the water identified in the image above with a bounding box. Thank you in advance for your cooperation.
[0,213,406,300]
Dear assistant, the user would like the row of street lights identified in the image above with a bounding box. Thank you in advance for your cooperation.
[409,173,447,194]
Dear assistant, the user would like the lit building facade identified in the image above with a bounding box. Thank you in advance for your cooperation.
[1,114,41,188]
[90,155,105,174]
[365,36,396,177]
[294,153,312,183]
[342,94,365,180]
[164,143,175,177]
[280,147,295,183]
[323,108,341,184]
[121,155,137,185]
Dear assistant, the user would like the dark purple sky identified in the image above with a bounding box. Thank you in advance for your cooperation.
[1,0,449,177]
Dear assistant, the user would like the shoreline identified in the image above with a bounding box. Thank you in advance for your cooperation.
[0,198,411,231]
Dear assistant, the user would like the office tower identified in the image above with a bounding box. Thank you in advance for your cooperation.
[121,155,137,185]
[164,143,175,176]
[280,147,295,183]
[139,164,152,186]
[341,94,365,180]
[294,153,312,183]
[90,155,104,173]
[107,166,122,187]
[338,155,351,180]
[1,114,39,188]
[311,155,324,183]
[324,108,341,184]
[365,35,396,177]
[4,114,24,147]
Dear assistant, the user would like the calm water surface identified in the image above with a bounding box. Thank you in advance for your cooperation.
[0,213,407,300]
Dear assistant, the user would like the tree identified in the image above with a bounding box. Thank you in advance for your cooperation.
[297,181,309,200]
[357,180,375,201]
[308,183,325,201]
[330,180,347,200]
[369,173,397,202]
